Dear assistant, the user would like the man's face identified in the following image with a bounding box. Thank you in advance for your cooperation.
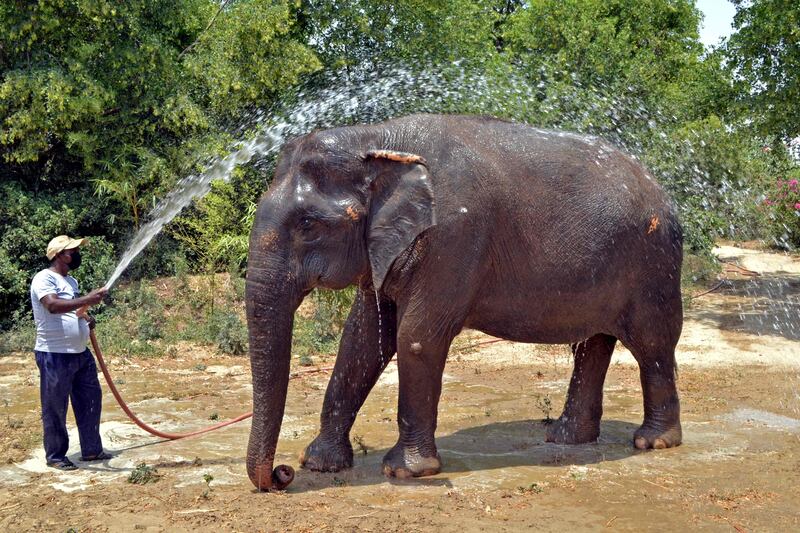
[60,248,82,271]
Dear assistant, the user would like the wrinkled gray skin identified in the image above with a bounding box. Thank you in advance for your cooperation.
[246,114,683,491]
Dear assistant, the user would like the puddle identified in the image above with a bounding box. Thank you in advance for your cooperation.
[722,408,800,432]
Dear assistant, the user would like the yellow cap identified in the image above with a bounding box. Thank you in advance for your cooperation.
[46,235,88,261]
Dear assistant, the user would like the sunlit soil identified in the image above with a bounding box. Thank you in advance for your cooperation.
[1,245,798,531]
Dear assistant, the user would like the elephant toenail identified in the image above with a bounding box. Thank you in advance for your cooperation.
[394,468,413,479]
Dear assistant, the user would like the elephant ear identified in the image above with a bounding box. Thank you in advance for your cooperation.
[363,150,436,291]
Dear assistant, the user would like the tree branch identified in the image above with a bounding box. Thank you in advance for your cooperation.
[178,0,233,59]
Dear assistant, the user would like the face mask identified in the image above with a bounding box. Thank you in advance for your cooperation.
[68,250,82,270]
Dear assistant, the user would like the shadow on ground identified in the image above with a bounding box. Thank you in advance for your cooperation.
[286,418,642,493]
[689,274,800,342]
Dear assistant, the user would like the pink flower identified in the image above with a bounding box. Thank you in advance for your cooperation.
[789,179,799,190]
[795,202,800,210]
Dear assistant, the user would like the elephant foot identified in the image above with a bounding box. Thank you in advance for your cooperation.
[382,442,441,479]
[633,423,682,449]
[299,435,353,472]
[545,416,600,444]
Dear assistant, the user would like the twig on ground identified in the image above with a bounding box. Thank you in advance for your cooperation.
[348,510,379,519]
[605,516,618,527]
[721,261,760,277]
[290,365,335,379]
[722,517,748,533]
[453,338,508,354]
[689,280,727,299]
[641,479,670,490]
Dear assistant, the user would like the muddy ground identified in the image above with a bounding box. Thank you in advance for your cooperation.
[1,244,799,532]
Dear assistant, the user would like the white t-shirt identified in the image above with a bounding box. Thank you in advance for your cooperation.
[30,269,89,353]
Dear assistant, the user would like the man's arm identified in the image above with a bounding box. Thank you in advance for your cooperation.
[41,288,108,314]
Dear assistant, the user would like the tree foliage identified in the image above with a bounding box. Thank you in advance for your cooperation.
[724,0,800,141]
[296,0,501,71]
[1,0,799,333]
[503,0,703,92]
[0,0,319,328]
[0,0,318,199]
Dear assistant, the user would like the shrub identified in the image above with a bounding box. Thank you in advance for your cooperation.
[136,311,163,341]
[761,176,800,249]
[207,311,248,355]
[292,288,355,360]
[128,463,162,484]
[0,323,35,355]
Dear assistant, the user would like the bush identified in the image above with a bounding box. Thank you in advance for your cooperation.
[92,282,164,357]
[136,311,162,341]
[117,234,184,286]
[292,288,355,360]
[127,463,162,485]
[0,323,35,355]
[761,176,800,249]
[207,311,248,356]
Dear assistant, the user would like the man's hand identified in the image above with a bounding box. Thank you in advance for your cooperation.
[85,287,108,306]
[41,287,109,314]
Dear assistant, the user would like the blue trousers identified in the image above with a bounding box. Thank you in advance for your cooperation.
[35,349,104,463]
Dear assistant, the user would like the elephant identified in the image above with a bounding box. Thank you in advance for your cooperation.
[245,113,683,491]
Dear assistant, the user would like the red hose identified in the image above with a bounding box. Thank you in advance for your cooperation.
[89,330,252,440]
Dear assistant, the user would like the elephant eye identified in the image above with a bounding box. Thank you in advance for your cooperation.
[298,217,316,231]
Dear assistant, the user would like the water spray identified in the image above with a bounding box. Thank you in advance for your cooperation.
[84,61,799,491]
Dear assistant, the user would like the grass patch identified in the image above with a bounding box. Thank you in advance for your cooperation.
[0,323,35,355]
[681,251,723,308]
[128,462,162,484]
[292,288,354,363]
[517,482,545,494]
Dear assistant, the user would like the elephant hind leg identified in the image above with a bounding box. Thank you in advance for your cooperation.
[545,333,616,444]
[617,300,683,449]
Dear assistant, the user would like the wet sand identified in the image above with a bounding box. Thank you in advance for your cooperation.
[1,244,798,532]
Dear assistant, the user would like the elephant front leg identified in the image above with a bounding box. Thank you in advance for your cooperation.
[301,290,396,472]
[546,334,616,444]
[382,330,452,479]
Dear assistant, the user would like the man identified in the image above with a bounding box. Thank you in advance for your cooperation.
[30,235,110,470]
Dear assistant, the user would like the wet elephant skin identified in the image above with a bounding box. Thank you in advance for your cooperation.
[245,113,683,490]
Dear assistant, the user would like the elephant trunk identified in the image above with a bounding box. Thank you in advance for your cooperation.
[245,251,301,491]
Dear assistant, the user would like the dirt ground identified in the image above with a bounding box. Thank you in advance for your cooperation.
[1,244,799,532]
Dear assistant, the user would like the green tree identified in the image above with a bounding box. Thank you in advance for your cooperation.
[184,0,320,115]
[502,0,703,107]
[296,0,502,72]
[0,0,319,202]
[724,0,800,141]
[0,1,320,331]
